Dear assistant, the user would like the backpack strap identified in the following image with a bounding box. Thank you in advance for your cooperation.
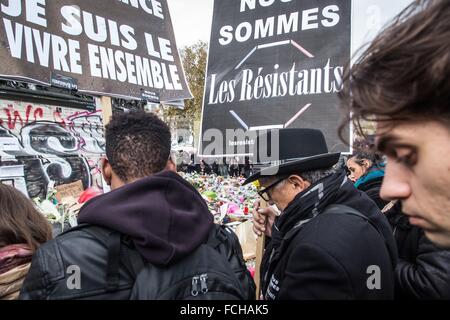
[206,224,228,249]
[63,224,144,291]
[123,236,146,277]
[105,231,121,292]
[322,204,383,233]
[76,224,111,243]
[80,226,122,292]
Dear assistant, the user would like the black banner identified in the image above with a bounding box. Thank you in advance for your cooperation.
[0,0,191,102]
[200,0,351,157]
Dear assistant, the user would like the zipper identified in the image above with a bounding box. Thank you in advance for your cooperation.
[200,274,208,294]
[191,274,209,296]
[191,276,199,296]
[156,271,242,299]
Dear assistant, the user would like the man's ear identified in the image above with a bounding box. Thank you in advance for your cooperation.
[165,158,177,172]
[101,157,112,186]
[288,175,310,190]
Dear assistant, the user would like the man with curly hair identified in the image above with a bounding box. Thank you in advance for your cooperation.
[19,111,254,300]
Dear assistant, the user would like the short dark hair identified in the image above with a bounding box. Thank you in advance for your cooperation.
[339,0,450,141]
[105,111,171,182]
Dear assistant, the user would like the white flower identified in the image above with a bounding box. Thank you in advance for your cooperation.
[37,200,61,222]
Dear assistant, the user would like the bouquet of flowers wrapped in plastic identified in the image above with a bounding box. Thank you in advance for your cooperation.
[179,172,258,225]
[32,188,82,235]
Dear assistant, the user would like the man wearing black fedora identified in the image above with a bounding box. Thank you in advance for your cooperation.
[247,128,398,299]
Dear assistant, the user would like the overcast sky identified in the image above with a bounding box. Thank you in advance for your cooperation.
[167,0,214,49]
[167,0,413,53]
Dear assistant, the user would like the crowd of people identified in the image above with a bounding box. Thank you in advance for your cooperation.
[177,156,253,178]
[1,0,450,300]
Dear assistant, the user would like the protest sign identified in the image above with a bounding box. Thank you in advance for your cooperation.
[0,0,191,102]
[200,0,351,157]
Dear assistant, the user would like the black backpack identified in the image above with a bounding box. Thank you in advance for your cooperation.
[73,223,255,300]
[129,224,256,300]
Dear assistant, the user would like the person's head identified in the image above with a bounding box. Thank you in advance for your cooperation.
[346,156,370,183]
[0,184,52,251]
[346,149,383,182]
[245,128,341,210]
[257,167,335,211]
[103,111,175,189]
[339,0,450,246]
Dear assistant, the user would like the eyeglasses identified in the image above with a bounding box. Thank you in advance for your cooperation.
[257,177,287,202]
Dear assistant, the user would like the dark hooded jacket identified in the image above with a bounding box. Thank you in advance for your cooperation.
[19,171,213,300]
[261,172,397,300]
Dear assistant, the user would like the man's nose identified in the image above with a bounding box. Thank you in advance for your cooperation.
[380,160,412,201]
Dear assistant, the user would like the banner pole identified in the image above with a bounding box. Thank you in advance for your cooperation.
[254,200,267,300]
[101,96,113,126]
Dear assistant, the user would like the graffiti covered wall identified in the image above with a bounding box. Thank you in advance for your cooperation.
[0,99,105,199]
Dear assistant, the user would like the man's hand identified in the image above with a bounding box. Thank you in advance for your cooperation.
[252,199,277,237]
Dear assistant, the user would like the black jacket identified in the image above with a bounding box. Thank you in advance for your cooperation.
[19,171,215,299]
[356,175,388,210]
[261,177,397,300]
[386,203,450,299]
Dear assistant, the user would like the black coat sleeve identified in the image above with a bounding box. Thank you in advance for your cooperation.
[277,243,353,299]
[395,233,450,299]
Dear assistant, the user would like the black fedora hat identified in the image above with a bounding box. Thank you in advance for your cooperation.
[243,128,340,185]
